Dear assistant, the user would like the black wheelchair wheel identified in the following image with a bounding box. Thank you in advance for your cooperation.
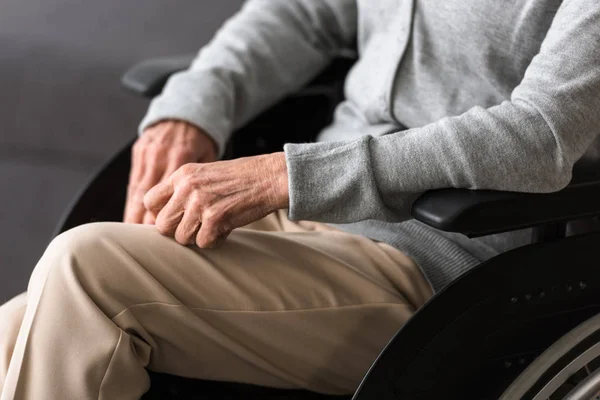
[500,313,600,399]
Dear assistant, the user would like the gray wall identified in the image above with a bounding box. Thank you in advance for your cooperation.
[0,0,244,301]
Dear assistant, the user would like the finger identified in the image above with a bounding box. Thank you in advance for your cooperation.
[161,148,199,180]
[144,180,175,215]
[125,180,160,224]
[196,213,229,249]
[125,141,168,224]
[137,158,165,196]
[197,227,231,249]
[160,159,185,183]
[154,194,185,237]
[124,142,147,223]
[124,199,147,224]
[142,211,156,225]
[174,210,202,245]
[132,156,167,216]
[129,140,147,183]
[124,182,150,224]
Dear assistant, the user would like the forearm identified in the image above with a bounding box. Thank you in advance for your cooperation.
[285,101,589,223]
[140,0,357,158]
[285,0,600,224]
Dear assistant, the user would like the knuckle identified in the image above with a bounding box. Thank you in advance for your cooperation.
[181,176,203,192]
[187,197,203,211]
[179,179,195,193]
[179,163,195,175]
[202,207,223,223]
[142,194,153,210]
[155,222,171,236]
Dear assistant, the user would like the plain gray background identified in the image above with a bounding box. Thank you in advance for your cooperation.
[0,0,245,301]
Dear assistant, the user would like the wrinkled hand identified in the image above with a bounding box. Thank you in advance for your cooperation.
[143,153,289,248]
[124,120,218,224]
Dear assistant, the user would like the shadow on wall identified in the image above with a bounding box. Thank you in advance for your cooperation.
[0,0,244,301]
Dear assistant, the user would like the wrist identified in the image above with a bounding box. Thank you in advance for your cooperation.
[177,120,218,161]
[146,119,219,162]
[264,152,289,209]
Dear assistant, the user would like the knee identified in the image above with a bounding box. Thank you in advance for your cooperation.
[48,222,116,260]
[0,293,27,330]
[32,222,169,297]
[31,223,129,289]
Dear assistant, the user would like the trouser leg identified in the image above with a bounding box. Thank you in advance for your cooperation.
[1,214,432,399]
[0,293,27,394]
[0,211,289,394]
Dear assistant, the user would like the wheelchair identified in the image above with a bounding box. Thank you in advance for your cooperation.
[52,53,600,399]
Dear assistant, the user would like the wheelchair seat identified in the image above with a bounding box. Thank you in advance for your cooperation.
[143,372,351,400]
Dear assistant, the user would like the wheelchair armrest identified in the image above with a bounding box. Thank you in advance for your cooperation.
[411,161,600,238]
[121,51,358,99]
[121,54,197,97]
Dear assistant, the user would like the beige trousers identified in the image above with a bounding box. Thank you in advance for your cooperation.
[0,210,432,399]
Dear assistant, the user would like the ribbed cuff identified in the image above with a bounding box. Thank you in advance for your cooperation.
[139,96,231,160]
[284,138,367,222]
[284,136,406,223]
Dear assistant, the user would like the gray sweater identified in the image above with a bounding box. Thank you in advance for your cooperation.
[140,0,600,291]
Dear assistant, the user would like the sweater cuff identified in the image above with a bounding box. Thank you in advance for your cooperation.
[139,97,229,160]
[284,136,408,223]
[138,75,234,160]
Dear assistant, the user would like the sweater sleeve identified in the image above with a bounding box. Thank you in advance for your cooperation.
[285,0,600,223]
[139,0,357,158]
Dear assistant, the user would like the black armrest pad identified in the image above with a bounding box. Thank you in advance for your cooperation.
[122,51,357,99]
[121,54,196,97]
[412,162,600,237]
